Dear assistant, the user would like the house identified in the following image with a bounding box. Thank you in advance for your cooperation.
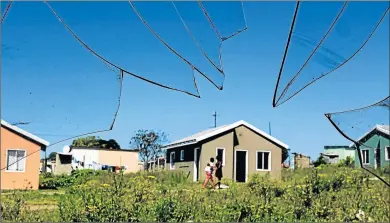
[61,146,140,174]
[54,153,73,175]
[163,120,289,182]
[352,125,390,169]
[1,120,49,190]
[321,145,356,164]
[147,156,165,170]
[292,152,310,169]
[40,159,54,173]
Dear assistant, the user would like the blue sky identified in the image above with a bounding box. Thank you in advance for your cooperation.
[1,2,389,160]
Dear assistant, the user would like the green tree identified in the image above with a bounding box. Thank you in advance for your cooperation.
[313,155,328,167]
[129,130,167,171]
[48,152,57,160]
[71,136,121,149]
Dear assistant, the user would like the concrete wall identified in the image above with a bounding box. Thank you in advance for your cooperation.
[201,131,234,181]
[54,154,72,175]
[324,147,355,162]
[71,149,99,168]
[234,125,282,180]
[1,126,42,190]
[294,154,310,169]
[98,150,139,173]
[166,144,197,180]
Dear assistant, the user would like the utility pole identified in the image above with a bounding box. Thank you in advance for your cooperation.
[268,122,272,135]
[212,111,217,128]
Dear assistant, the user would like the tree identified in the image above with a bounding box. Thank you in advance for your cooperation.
[313,155,328,167]
[71,136,121,149]
[129,130,167,171]
[48,152,57,160]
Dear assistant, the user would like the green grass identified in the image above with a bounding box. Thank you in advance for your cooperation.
[1,166,390,222]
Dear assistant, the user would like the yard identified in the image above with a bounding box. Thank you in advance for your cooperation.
[1,166,389,222]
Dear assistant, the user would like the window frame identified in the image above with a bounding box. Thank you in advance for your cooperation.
[361,149,370,165]
[180,150,184,161]
[385,146,390,161]
[5,149,27,173]
[256,150,271,171]
[170,151,175,170]
[215,147,226,166]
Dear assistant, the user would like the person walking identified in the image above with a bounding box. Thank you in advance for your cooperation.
[203,163,215,189]
[215,155,223,189]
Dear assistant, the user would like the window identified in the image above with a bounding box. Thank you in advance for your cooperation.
[361,150,369,164]
[256,151,271,171]
[385,147,390,161]
[216,148,225,166]
[180,150,184,161]
[6,150,26,172]
[170,152,175,169]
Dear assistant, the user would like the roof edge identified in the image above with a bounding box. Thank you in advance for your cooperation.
[70,146,139,152]
[349,125,390,147]
[1,119,49,147]
[163,120,289,150]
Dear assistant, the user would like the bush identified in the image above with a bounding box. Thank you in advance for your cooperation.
[39,169,108,189]
[338,156,355,168]
[4,167,390,222]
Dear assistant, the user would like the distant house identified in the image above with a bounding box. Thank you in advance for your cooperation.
[1,120,49,190]
[292,153,310,169]
[321,145,355,164]
[54,153,73,175]
[163,120,289,182]
[352,125,390,169]
[147,157,165,170]
[60,146,140,174]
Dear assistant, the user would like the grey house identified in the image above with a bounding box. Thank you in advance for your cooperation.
[163,120,289,182]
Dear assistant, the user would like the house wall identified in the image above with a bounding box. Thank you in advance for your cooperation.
[324,148,355,161]
[98,150,139,173]
[165,144,197,180]
[355,133,390,169]
[1,126,42,190]
[71,149,99,169]
[54,154,72,175]
[200,131,234,181]
[234,125,282,180]
[294,154,310,169]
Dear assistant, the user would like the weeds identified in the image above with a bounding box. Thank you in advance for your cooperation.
[2,167,389,222]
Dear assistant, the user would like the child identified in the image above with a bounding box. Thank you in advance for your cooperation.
[209,157,216,177]
[203,163,215,189]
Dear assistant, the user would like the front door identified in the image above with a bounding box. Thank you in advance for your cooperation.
[375,148,381,169]
[194,148,200,181]
[235,150,247,182]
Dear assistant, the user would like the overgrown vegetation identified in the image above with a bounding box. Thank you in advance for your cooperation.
[1,166,390,222]
[39,170,107,189]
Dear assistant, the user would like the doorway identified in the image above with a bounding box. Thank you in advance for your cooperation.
[375,148,381,169]
[235,150,248,182]
[170,152,175,170]
[193,148,200,182]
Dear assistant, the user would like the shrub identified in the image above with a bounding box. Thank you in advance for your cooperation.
[4,167,390,222]
[338,156,355,168]
[39,169,108,189]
